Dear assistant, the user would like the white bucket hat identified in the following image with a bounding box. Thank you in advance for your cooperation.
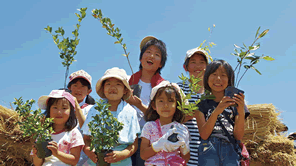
[150,81,187,104]
[185,47,209,64]
[38,90,75,110]
[96,67,132,99]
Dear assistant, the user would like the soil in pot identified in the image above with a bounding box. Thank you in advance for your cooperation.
[96,149,113,166]
[130,84,142,98]
[224,86,244,107]
[35,139,52,159]
[168,125,179,142]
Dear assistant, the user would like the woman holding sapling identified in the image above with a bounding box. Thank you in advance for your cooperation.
[177,47,209,166]
[81,67,140,166]
[31,90,85,166]
[195,60,250,166]
[126,36,168,166]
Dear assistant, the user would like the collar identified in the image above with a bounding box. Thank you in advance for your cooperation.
[129,70,165,88]
[79,97,87,107]
[106,99,126,116]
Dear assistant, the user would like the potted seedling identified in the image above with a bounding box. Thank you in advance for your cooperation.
[44,8,87,89]
[92,9,142,98]
[13,97,54,158]
[226,27,275,106]
[88,99,124,166]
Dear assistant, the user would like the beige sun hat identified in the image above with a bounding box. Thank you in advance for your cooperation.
[150,81,188,105]
[140,36,158,50]
[96,67,132,99]
[185,47,210,64]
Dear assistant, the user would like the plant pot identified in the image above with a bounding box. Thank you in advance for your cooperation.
[96,149,113,166]
[167,125,179,142]
[35,139,52,158]
[130,84,142,98]
[225,86,245,107]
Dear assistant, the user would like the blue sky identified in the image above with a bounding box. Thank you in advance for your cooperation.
[1,0,295,135]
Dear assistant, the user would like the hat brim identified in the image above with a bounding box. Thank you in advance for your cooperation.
[140,36,157,50]
[96,75,132,99]
[68,76,92,87]
[187,51,208,63]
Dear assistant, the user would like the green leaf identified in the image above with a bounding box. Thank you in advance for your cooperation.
[244,65,250,69]
[255,26,261,38]
[262,56,275,61]
[234,44,241,49]
[75,13,80,18]
[114,41,120,44]
[251,66,261,75]
[259,29,269,38]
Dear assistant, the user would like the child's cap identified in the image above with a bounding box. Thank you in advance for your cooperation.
[96,67,132,99]
[68,69,92,86]
[150,81,187,104]
[140,36,158,50]
[38,90,75,110]
[185,47,209,64]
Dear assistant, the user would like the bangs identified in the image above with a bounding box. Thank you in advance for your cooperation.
[155,86,176,101]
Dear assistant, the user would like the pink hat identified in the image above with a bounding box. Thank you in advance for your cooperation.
[38,90,75,110]
[69,70,92,86]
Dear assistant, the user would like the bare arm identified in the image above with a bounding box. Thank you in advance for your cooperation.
[74,97,86,128]
[104,138,138,163]
[31,146,44,166]
[233,93,245,140]
[140,137,157,160]
[125,95,148,114]
[180,148,190,163]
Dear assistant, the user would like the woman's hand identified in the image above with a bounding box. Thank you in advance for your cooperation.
[47,141,59,157]
[104,151,123,163]
[233,93,245,116]
[215,96,235,115]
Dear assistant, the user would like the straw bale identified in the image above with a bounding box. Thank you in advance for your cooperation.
[243,104,285,142]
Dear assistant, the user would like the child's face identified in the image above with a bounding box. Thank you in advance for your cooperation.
[153,90,176,119]
[140,45,162,73]
[187,53,207,78]
[69,80,92,103]
[208,65,229,93]
[50,98,71,126]
[103,78,127,101]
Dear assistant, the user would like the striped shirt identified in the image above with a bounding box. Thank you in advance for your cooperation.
[177,80,201,166]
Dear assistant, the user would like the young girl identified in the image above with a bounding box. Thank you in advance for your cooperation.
[127,36,168,166]
[195,60,250,166]
[31,89,85,166]
[81,67,141,166]
[177,47,209,166]
[140,81,191,165]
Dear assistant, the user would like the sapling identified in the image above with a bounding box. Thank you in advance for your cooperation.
[92,9,141,97]
[13,97,54,158]
[226,27,275,103]
[88,99,124,166]
[44,8,87,88]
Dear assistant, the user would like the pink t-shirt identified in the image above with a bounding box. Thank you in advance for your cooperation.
[31,127,85,166]
[141,121,186,166]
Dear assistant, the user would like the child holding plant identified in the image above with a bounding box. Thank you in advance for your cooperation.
[127,36,167,166]
[140,81,191,165]
[81,67,141,166]
[31,89,85,166]
[177,47,209,166]
[195,60,250,166]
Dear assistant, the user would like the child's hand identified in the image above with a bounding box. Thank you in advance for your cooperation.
[88,150,98,163]
[47,141,59,157]
[104,151,122,163]
[73,97,81,111]
[31,145,38,158]
[124,93,142,107]
[215,96,235,115]
[233,93,245,115]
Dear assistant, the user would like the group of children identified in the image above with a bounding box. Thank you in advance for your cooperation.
[30,36,249,166]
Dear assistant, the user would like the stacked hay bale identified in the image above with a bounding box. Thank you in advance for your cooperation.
[0,105,33,166]
[243,104,296,165]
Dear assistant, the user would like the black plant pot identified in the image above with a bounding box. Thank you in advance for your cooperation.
[130,84,142,98]
[167,125,179,142]
[35,139,52,159]
[225,86,245,107]
[96,149,113,166]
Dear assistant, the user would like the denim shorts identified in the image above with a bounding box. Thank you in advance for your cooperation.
[198,137,240,166]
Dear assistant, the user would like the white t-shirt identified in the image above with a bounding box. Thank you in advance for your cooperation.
[42,128,84,166]
[136,79,152,129]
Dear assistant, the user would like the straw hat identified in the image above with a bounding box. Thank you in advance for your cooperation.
[140,36,158,50]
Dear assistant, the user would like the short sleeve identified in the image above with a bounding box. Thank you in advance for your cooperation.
[70,128,85,149]
[81,106,99,136]
[141,122,153,141]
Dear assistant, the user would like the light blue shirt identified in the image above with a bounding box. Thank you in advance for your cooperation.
[81,100,140,166]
